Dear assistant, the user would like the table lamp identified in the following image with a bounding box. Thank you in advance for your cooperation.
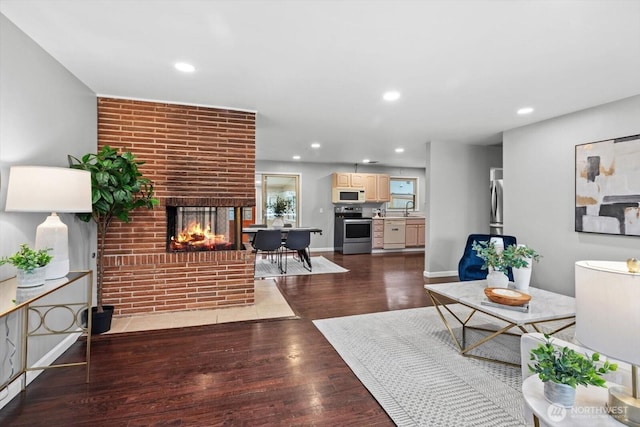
[5,166,92,279]
[575,260,640,426]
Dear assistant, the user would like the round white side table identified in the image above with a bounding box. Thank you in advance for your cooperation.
[522,375,625,426]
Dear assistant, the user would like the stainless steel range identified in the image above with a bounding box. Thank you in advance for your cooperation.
[334,206,372,254]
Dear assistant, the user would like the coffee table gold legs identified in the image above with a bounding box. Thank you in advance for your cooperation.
[426,290,573,366]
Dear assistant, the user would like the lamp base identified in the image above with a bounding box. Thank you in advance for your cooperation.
[609,386,640,427]
[35,213,69,280]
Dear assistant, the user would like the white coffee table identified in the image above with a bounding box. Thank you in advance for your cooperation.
[424,280,575,365]
[522,375,624,426]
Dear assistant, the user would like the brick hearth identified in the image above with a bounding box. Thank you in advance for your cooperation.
[97,97,256,316]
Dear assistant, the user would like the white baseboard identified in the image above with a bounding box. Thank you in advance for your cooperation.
[0,332,81,410]
[424,270,458,278]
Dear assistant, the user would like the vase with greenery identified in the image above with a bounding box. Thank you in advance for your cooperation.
[1,244,53,287]
[472,240,510,287]
[69,146,158,333]
[268,196,292,227]
[502,244,541,291]
[529,334,617,407]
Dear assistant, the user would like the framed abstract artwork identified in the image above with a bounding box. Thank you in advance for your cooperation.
[575,134,640,236]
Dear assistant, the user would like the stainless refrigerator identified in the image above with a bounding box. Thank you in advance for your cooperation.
[490,168,503,235]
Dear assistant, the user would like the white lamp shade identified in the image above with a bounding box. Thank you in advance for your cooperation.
[575,260,640,366]
[5,166,92,213]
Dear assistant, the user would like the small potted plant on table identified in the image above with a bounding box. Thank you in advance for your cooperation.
[1,244,52,288]
[472,240,510,287]
[529,335,617,407]
[502,244,541,291]
[268,196,292,228]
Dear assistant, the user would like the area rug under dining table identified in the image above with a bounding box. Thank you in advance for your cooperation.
[254,255,348,278]
[314,305,574,427]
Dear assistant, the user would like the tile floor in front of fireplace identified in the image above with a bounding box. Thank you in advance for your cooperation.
[106,279,295,334]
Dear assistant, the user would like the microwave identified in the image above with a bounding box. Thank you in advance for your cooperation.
[332,187,366,204]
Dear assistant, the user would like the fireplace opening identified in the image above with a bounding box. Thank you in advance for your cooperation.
[167,206,239,252]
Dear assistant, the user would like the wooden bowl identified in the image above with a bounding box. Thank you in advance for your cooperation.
[484,287,531,306]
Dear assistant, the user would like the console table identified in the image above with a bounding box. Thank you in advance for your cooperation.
[0,270,93,393]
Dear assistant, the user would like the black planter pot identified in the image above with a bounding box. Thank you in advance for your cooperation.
[82,305,115,335]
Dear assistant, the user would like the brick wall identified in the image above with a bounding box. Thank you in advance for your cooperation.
[97,97,256,316]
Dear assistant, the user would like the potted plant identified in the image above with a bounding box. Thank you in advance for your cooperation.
[268,196,292,228]
[529,335,617,407]
[68,146,158,334]
[0,244,52,288]
[502,244,541,291]
[472,240,509,287]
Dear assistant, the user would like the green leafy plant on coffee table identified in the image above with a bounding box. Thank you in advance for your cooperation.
[528,334,617,388]
[502,244,541,269]
[472,240,509,272]
[0,244,52,272]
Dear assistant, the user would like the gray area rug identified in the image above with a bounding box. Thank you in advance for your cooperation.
[314,305,574,427]
[254,255,348,278]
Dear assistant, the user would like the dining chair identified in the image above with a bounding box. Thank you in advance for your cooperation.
[282,229,311,273]
[252,229,283,274]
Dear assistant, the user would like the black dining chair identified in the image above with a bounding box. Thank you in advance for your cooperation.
[282,229,311,273]
[252,229,283,274]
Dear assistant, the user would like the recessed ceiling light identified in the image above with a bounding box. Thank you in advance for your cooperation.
[383,90,401,102]
[175,62,195,72]
[395,148,405,153]
[292,155,301,160]
[517,107,534,115]
[362,159,370,163]
[311,143,321,149]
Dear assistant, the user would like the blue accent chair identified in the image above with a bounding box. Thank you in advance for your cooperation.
[457,234,517,282]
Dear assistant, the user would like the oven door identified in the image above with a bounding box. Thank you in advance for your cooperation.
[343,219,372,242]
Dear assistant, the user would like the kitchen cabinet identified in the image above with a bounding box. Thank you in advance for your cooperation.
[332,173,365,188]
[332,173,390,202]
[372,218,384,249]
[363,174,390,203]
[405,218,426,248]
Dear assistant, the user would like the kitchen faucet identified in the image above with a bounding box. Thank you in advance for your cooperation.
[404,200,414,217]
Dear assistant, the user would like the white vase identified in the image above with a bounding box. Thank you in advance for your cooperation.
[513,263,532,291]
[486,269,509,287]
[16,266,47,288]
[544,381,576,408]
[272,216,284,228]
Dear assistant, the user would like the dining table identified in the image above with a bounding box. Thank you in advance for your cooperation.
[242,226,323,270]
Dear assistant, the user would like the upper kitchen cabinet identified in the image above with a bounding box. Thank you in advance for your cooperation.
[332,173,390,203]
[333,172,362,188]
[363,174,390,203]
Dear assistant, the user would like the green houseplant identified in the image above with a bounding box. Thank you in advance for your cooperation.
[268,196,292,217]
[529,335,617,407]
[69,146,158,333]
[502,244,541,291]
[0,244,52,287]
[268,196,292,227]
[472,240,510,287]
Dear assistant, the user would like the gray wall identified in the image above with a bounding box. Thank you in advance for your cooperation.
[503,95,640,296]
[0,14,96,405]
[424,142,502,276]
[256,160,426,250]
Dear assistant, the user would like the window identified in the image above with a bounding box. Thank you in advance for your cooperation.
[257,173,300,227]
[387,177,418,210]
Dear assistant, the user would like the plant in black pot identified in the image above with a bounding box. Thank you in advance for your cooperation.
[69,146,158,334]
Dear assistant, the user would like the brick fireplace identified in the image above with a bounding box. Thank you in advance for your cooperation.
[97,97,256,316]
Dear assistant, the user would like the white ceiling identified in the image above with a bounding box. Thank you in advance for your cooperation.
[2,0,639,168]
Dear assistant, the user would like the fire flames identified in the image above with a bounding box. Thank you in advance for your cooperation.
[170,221,229,251]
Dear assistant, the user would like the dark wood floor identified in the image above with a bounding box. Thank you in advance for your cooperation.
[0,251,457,426]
